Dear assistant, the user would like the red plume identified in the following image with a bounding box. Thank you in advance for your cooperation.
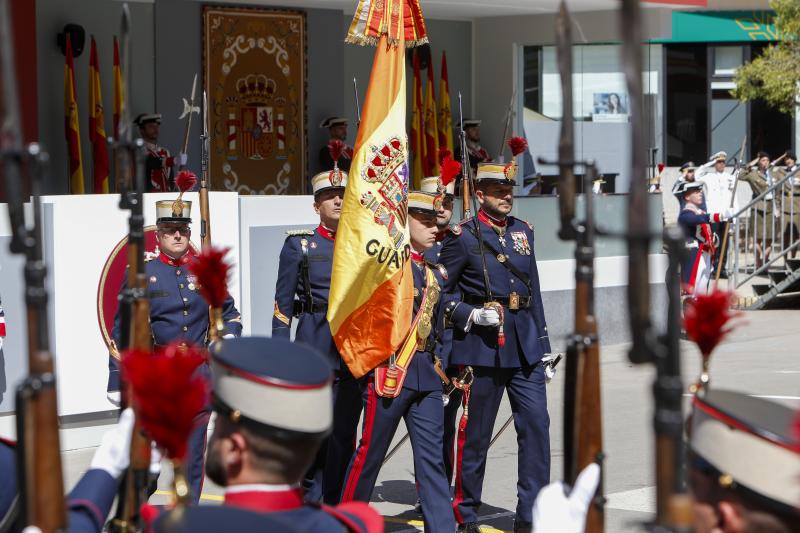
[683,290,742,358]
[440,156,461,186]
[328,139,345,165]
[657,163,665,174]
[189,246,232,309]
[176,170,197,193]
[122,342,209,460]
[508,136,528,157]
[438,147,452,165]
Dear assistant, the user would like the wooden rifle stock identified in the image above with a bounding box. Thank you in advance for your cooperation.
[2,0,67,528]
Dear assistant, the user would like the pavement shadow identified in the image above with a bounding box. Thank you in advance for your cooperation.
[371,479,418,505]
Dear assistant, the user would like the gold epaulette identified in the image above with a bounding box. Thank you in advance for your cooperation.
[286,229,315,237]
[426,261,449,281]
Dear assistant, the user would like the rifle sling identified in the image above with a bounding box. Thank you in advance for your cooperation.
[464,225,532,291]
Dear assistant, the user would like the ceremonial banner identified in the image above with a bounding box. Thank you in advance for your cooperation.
[410,50,425,188]
[112,36,122,140]
[203,7,306,195]
[89,37,109,193]
[438,51,454,156]
[424,59,440,177]
[64,36,84,194]
[328,0,427,378]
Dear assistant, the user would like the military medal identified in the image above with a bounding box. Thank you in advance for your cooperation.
[188,283,196,291]
[149,276,157,283]
[511,231,531,255]
[497,253,507,263]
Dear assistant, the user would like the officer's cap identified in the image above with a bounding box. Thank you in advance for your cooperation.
[475,161,517,185]
[408,191,439,217]
[420,176,455,197]
[710,151,727,163]
[672,180,703,197]
[311,169,348,196]
[680,161,696,172]
[690,389,800,515]
[319,117,348,129]
[462,119,481,130]
[156,199,192,225]
[210,336,333,439]
[134,113,162,127]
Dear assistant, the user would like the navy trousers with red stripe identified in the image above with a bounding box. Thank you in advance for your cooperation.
[341,382,455,533]
[443,376,463,486]
[452,364,549,524]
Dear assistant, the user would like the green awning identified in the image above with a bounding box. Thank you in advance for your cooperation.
[654,11,779,43]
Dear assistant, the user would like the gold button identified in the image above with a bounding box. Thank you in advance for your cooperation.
[180,283,184,288]
[182,326,188,331]
[183,297,188,302]
[183,310,189,316]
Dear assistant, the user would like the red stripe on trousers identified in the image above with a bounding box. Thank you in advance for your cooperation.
[341,382,378,502]
[685,247,705,294]
[451,388,470,524]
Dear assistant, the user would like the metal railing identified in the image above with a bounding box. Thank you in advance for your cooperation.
[724,167,800,293]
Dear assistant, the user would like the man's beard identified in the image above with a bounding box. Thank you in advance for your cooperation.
[205,442,228,487]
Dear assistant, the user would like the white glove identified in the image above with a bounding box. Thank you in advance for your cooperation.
[90,407,135,479]
[150,443,163,476]
[178,153,188,167]
[721,207,736,221]
[532,463,601,533]
[541,353,558,383]
[467,307,500,330]
[106,390,121,407]
[0,337,4,352]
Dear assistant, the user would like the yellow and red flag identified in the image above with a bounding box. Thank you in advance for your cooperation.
[330,0,427,378]
[89,37,109,193]
[113,36,123,140]
[64,35,85,194]
[424,58,439,177]
[437,51,454,156]
[410,50,426,189]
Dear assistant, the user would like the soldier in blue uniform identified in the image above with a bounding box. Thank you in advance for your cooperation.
[108,195,242,503]
[67,337,382,532]
[0,438,17,529]
[318,117,352,175]
[272,162,363,504]
[340,190,456,532]
[438,155,551,533]
[675,181,733,296]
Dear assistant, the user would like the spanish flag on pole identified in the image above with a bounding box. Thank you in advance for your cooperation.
[438,51,454,156]
[113,36,123,140]
[329,0,427,378]
[89,37,109,193]
[410,50,426,189]
[424,59,440,177]
[64,35,85,194]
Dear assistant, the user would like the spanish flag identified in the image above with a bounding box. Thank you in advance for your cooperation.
[89,37,109,193]
[329,0,427,378]
[438,51,454,156]
[64,35,85,194]
[424,57,439,177]
[410,50,426,188]
[113,36,123,140]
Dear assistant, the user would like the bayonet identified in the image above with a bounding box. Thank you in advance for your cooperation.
[179,73,200,160]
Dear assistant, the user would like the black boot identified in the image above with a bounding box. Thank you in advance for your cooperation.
[457,522,482,532]
[512,518,532,533]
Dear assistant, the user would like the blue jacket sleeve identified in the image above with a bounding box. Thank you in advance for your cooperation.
[678,210,711,226]
[272,237,301,339]
[67,469,120,533]
[222,292,243,336]
[438,230,474,331]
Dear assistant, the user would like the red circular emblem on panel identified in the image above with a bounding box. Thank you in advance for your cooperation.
[96,227,198,359]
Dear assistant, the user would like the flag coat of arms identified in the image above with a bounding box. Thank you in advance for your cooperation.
[328,0,428,378]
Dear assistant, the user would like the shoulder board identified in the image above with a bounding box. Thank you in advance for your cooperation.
[509,216,534,232]
[448,222,462,236]
[425,261,448,281]
[143,250,160,262]
[286,229,315,237]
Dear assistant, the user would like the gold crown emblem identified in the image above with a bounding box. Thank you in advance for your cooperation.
[364,137,404,183]
[236,75,277,105]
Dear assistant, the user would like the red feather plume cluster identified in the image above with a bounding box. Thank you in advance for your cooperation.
[440,156,461,186]
[122,342,209,461]
[189,246,232,309]
[683,290,742,358]
[507,136,528,157]
[657,163,666,174]
[438,148,452,165]
[176,170,197,193]
[328,139,346,164]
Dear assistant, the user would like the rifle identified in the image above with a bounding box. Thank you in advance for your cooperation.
[714,136,746,284]
[1,2,68,529]
[200,90,212,251]
[495,90,516,163]
[536,4,604,531]
[620,0,693,529]
[110,5,154,531]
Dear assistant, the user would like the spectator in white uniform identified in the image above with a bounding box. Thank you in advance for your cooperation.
[697,151,738,278]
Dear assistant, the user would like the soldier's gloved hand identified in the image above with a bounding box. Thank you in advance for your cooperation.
[150,443,163,476]
[467,307,500,330]
[541,354,557,383]
[532,463,600,533]
[90,408,135,479]
[178,153,188,167]
[721,207,736,221]
[0,337,4,353]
